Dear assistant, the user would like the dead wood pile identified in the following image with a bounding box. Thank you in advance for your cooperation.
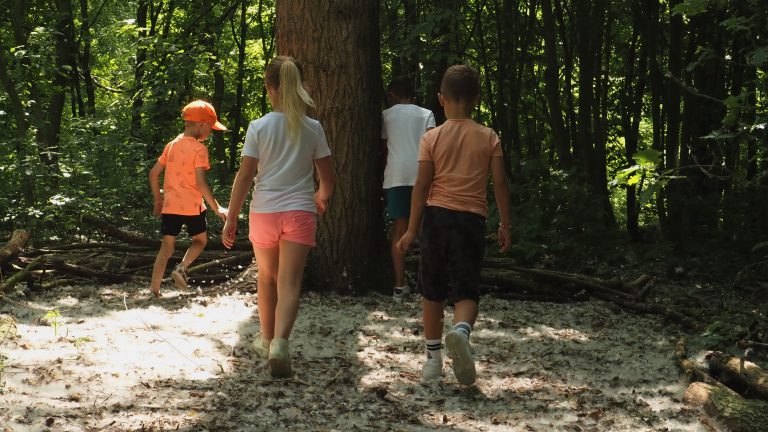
[0,216,254,294]
[676,337,768,431]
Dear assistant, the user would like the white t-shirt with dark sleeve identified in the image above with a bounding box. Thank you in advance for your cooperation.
[381,104,436,188]
[242,112,331,213]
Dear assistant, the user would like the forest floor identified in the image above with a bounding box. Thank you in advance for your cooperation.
[0,269,720,431]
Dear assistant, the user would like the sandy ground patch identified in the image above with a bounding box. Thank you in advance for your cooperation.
[0,281,712,431]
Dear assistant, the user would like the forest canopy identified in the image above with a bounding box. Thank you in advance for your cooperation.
[0,0,766,266]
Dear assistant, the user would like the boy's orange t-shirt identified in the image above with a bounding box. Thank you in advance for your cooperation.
[158,134,211,216]
[418,119,503,217]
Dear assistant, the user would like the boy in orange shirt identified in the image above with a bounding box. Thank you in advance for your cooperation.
[397,65,512,385]
[148,100,228,297]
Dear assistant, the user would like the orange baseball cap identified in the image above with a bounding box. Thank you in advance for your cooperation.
[182,100,227,131]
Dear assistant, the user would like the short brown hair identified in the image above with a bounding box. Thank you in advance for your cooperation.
[388,75,415,99]
[440,65,480,103]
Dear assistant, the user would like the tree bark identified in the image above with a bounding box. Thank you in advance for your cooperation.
[277,0,388,292]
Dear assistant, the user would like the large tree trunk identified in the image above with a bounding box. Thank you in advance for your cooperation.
[276,1,388,292]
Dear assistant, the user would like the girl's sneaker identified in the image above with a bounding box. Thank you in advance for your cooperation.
[393,285,410,301]
[171,264,189,289]
[268,338,292,377]
[251,334,271,358]
[421,355,443,383]
[445,329,476,385]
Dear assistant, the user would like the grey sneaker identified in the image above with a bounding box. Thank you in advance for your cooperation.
[171,264,188,289]
[268,338,292,377]
[445,330,476,385]
[393,285,410,301]
[421,355,443,383]
[251,334,271,358]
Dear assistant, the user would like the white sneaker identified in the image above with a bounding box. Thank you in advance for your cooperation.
[393,285,410,301]
[251,334,271,358]
[268,338,292,377]
[421,355,443,383]
[445,330,476,385]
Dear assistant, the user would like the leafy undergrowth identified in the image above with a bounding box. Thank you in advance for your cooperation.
[0,276,715,431]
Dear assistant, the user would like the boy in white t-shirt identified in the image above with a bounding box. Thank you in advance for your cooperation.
[381,76,435,300]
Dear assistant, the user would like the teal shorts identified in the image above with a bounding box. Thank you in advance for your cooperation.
[384,186,413,220]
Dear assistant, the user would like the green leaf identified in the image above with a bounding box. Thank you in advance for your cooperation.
[672,0,710,17]
[748,46,768,66]
[631,149,662,165]
[638,183,659,205]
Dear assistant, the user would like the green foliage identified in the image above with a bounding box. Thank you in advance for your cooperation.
[43,309,61,336]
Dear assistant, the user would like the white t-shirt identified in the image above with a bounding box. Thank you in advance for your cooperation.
[381,104,435,188]
[242,112,331,213]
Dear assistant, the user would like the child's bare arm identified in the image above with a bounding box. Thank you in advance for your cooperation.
[148,162,165,217]
[195,167,224,219]
[490,156,512,252]
[397,161,434,252]
[222,157,258,249]
[314,156,335,215]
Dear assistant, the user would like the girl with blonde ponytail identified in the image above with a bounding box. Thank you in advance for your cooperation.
[222,55,335,378]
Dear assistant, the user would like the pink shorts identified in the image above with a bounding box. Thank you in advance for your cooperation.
[249,211,317,249]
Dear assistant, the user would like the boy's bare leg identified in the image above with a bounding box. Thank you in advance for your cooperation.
[274,240,311,339]
[180,232,208,269]
[423,298,445,340]
[254,246,279,340]
[150,236,176,295]
[452,299,478,327]
[390,218,409,287]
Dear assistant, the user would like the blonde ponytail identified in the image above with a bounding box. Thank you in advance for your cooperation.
[265,56,315,141]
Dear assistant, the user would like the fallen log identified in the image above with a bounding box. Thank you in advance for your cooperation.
[675,337,739,394]
[0,229,30,265]
[609,297,701,330]
[683,382,768,432]
[82,214,252,251]
[81,214,159,248]
[707,351,768,400]
[1,256,43,293]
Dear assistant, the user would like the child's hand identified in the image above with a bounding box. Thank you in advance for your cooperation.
[314,193,329,216]
[497,226,512,253]
[396,230,416,253]
[222,218,237,249]
[216,206,228,221]
[153,200,163,218]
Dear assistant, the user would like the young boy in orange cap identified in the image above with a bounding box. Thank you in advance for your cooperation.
[148,100,228,297]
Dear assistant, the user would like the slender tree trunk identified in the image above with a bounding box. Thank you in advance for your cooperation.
[621,16,648,241]
[554,0,578,160]
[229,0,249,174]
[541,0,570,168]
[0,48,35,205]
[79,0,97,116]
[276,0,387,292]
[664,0,684,240]
[132,0,148,153]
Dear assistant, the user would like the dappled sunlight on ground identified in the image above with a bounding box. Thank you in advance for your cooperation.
[0,283,710,431]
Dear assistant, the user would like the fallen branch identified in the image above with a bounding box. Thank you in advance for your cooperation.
[1,256,44,293]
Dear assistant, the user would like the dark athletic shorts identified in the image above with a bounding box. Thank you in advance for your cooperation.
[384,186,413,220]
[418,206,485,304]
[161,211,207,237]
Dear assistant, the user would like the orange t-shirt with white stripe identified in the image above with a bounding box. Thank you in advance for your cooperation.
[418,119,503,217]
[158,134,211,216]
